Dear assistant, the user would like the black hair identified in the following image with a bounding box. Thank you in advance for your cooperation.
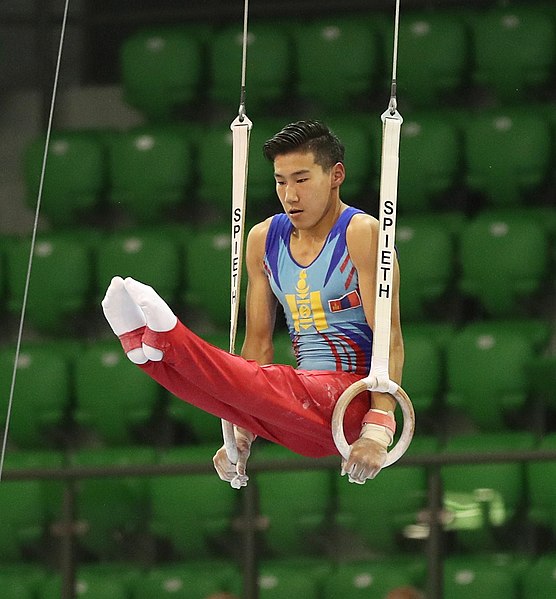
[262,120,345,171]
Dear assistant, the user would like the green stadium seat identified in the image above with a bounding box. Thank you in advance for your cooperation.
[0,345,70,447]
[522,554,556,598]
[74,341,161,444]
[253,444,332,555]
[208,24,291,112]
[246,120,286,213]
[383,11,469,106]
[322,557,425,599]
[40,571,130,599]
[120,27,204,120]
[527,434,556,538]
[445,326,535,429]
[335,436,436,553]
[325,115,374,202]
[70,445,156,558]
[402,321,456,352]
[395,113,461,213]
[463,109,552,207]
[23,131,105,226]
[94,229,182,303]
[396,216,455,320]
[148,445,238,558]
[135,561,241,599]
[108,126,193,222]
[293,16,379,111]
[458,212,550,316]
[442,432,535,550]
[470,7,556,101]
[463,318,551,353]
[196,124,234,217]
[0,565,49,599]
[443,554,522,598]
[0,450,63,560]
[183,227,247,328]
[401,328,442,413]
[167,396,223,444]
[258,559,326,599]
[5,234,92,333]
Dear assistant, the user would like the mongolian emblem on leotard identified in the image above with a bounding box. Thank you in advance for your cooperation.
[285,270,328,332]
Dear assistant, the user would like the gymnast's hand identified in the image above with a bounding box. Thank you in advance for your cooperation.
[341,437,388,484]
[213,427,255,489]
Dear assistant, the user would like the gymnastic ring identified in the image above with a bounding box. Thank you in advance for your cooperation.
[332,379,415,467]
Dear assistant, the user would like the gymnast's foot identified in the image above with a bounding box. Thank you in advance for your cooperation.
[101,276,149,364]
[123,277,177,333]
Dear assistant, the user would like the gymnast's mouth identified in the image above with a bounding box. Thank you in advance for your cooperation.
[289,209,303,215]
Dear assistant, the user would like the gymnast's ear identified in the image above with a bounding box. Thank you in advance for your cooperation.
[331,161,346,188]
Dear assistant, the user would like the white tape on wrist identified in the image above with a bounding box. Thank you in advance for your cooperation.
[360,409,396,447]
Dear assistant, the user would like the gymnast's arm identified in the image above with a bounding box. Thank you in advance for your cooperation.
[342,213,405,482]
[213,221,277,484]
[241,219,278,365]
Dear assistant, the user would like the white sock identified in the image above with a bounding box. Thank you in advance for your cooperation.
[101,276,148,364]
[123,277,177,332]
[123,277,178,362]
[102,276,146,336]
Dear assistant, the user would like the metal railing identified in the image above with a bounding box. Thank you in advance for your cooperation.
[4,447,556,599]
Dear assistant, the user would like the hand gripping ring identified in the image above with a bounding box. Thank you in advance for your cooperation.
[332,379,415,467]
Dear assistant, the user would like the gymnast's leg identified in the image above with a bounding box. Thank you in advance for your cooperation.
[102,277,370,458]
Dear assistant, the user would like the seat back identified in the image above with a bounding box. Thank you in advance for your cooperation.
[395,113,461,212]
[71,445,156,558]
[293,17,379,110]
[0,450,63,560]
[470,7,556,101]
[23,131,105,226]
[108,127,193,222]
[442,432,534,549]
[74,341,160,444]
[464,110,552,206]
[183,227,247,328]
[446,326,535,428]
[94,230,182,303]
[149,445,238,557]
[443,554,521,598]
[458,211,549,316]
[396,216,454,320]
[6,234,91,333]
[335,436,435,552]
[135,561,241,599]
[522,554,556,598]
[120,27,203,120]
[253,444,332,554]
[258,560,323,599]
[0,344,70,447]
[322,558,423,599]
[401,328,442,413]
[384,12,468,105]
[209,24,291,111]
[326,116,374,202]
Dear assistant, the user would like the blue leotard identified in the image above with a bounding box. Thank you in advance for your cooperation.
[264,206,373,374]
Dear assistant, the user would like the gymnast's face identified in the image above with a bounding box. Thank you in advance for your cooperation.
[272,151,345,230]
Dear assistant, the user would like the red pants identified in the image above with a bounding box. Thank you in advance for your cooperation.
[122,320,371,457]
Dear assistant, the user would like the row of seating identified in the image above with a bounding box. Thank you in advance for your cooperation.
[2,433,556,563]
[6,552,556,599]
[6,552,556,598]
[22,105,556,226]
[0,207,554,335]
[118,5,556,120]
